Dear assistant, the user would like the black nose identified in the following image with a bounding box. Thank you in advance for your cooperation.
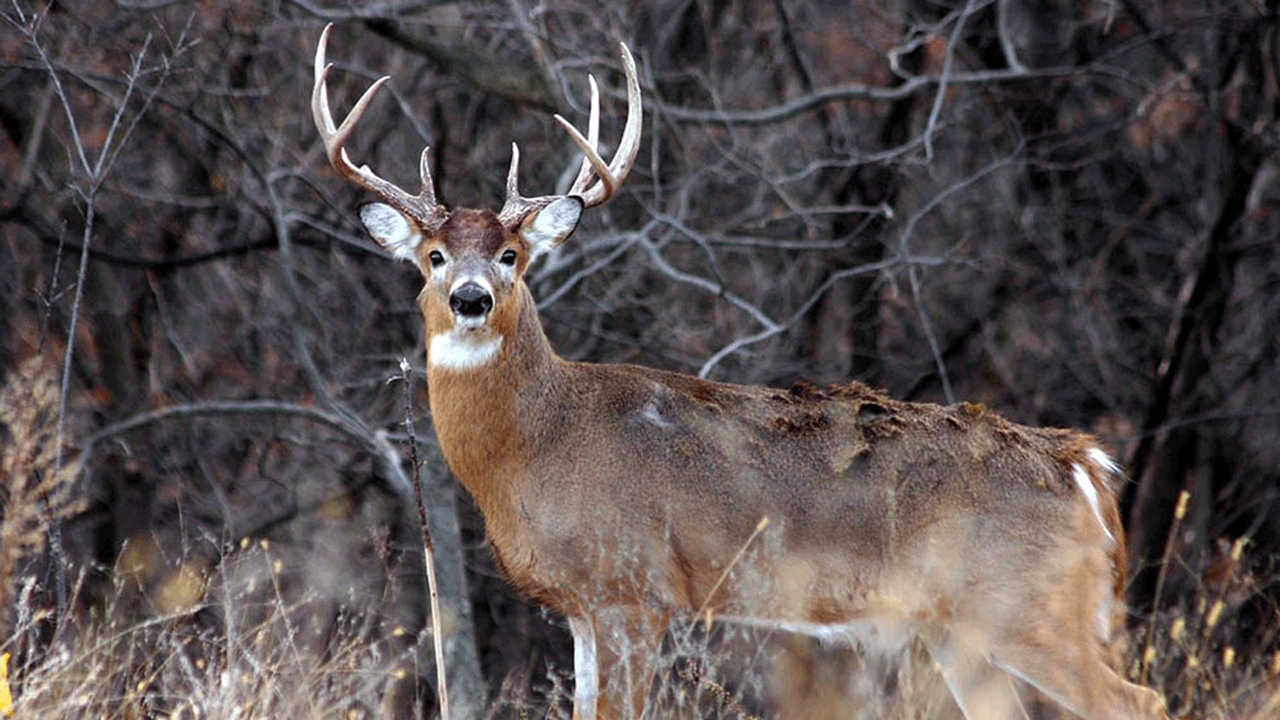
[449,282,493,317]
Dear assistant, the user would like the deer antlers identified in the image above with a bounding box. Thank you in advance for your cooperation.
[312,24,447,232]
[311,23,643,232]
[497,45,643,226]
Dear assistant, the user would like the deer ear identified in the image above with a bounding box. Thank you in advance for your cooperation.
[359,202,422,265]
[519,196,583,257]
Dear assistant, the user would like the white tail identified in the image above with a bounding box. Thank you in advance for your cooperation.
[311,25,1169,720]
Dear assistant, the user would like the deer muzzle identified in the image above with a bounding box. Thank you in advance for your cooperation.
[450,282,494,319]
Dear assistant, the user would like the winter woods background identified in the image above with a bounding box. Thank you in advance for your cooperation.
[1,0,1279,717]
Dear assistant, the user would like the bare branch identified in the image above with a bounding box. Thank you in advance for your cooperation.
[639,234,780,334]
[12,9,177,618]
[997,0,1029,73]
[363,18,556,112]
[696,253,946,379]
[656,65,1088,126]
[395,360,451,720]
[535,225,652,311]
[923,0,981,162]
[83,400,352,452]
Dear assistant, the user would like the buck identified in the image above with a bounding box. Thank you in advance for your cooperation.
[312,25,1169,720]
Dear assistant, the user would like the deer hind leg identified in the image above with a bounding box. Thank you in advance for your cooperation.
[924,633,1031,720]
[570,609,668,720]
[989,633,1169,720]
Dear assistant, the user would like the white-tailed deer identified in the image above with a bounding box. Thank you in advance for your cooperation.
[312,25,1169,720]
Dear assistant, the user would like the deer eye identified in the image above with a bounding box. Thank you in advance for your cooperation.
[499,249,518,266]
[428,250,445,268]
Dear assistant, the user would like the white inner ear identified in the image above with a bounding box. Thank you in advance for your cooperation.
[520,197,583,256]
[359,203,422,265]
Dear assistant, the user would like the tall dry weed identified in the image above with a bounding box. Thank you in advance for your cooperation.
[0,356,85,639]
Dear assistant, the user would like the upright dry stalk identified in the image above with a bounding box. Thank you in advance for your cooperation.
[1142,488,1191,684]
[397,359,451,720]
[695,516,770,628]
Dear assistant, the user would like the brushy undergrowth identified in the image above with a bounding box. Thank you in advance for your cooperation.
[6,587,1279,720]
[3,578,423,719]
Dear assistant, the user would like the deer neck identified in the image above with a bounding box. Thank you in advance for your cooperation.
[425,281,563,520]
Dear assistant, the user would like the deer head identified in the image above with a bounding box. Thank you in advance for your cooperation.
[311,24,641,371]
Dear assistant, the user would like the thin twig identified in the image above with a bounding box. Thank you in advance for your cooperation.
[695,517,769,628]
[639,235,780,333]
[907,262,954,404]
[34,221,68,352]
[695,252,949,379]
[265,175,339,416]
[397,359,451,720]
[535,227,649,311]
[924,0,980,161]
[996,0,1029,73]
[892,155,1014,402]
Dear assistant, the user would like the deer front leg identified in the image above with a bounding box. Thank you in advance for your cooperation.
[569,609,668,720]
[926,633,1031,720]
[569,617,601,720]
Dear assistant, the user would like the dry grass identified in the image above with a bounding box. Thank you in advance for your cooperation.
[2,584,422,719]
[0,548,1278,719]
[1,531,432,720]
[1128,492,1280,720]
[6,587,1280,719]
[635,594,1280,720]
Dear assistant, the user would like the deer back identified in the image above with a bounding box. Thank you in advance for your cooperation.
[473,362,1125,634]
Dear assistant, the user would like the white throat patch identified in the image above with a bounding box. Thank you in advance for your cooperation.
[429,330,503,371]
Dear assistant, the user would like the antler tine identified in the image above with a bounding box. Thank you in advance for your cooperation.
[554,116,615,201]
[567,75,601,194]
[614,44,644,174]
[505,143,522,200]
[497,143,547,226]
[418,145,437,205]
[561,42,643,209]
[311,24,446,230]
